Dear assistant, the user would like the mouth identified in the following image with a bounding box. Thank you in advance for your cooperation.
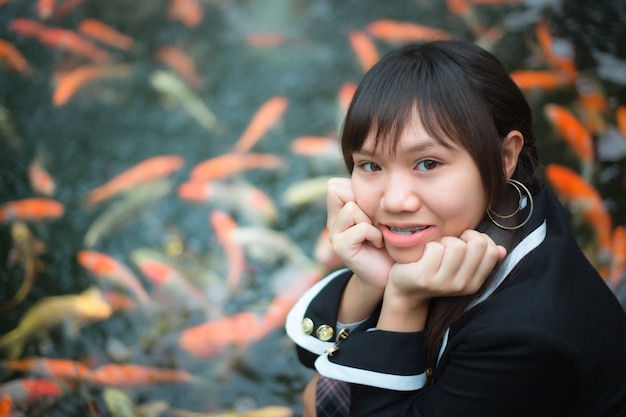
[386,225,429,235]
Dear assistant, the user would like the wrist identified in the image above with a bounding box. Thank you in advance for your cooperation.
[376,291,430,332]
[338,274,385,323]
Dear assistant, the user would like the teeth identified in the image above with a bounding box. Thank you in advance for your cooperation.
[388,225,427,235]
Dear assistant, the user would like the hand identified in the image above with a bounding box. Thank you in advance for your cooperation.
[377,230,506,332]
[326,177,394,291]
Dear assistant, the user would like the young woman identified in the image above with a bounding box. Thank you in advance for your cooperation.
[285,40,626,417]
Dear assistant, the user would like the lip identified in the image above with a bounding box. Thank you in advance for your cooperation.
[381,223,435,248]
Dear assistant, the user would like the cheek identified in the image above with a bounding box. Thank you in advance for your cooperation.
[352,179,379,216]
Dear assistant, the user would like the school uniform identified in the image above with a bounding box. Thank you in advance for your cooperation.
[286,183,626,416]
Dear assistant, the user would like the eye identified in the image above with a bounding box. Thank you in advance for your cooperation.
[358,161,381,172]
[416,159,438,171]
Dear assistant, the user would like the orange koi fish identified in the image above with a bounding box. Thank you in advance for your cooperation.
[0,38,33,77]
[156,45,203,90]
[291,136,340,157]
[543,103,595,177]
[28,151,56,196]
[36,0,56,20]
[0,287,112,360]
[52,0,85,20]
[609,226,626,288]
[534,19,577,79]
[131,253,209,313]
[244,32,286,48]
[88,363,196,386]
[189,152,283,181]
[167,0,204,28]
[178,311,264,358]
[2,357,90,379]
[509,69,574,91]
[0,394,11,417]
[77,250,150,305]
[616,105,626,138]
[100,290,136,312]
[337,81,357,117]
[87,154,184,206]
[210,210,245,289]
[53,63,131,106]
[37,28,110,62]
[575,77,609,135]
[544,164,612,260]
[8,18,47,39]
[77,18,135,52]
[233,96,289,153]
[0,378,70,408]
[0,197,64,223]
[178,180,278,225]
[348,30,379,73]
[366,19,452,44]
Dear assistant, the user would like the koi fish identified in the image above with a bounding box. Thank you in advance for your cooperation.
[77,250,150,305]
[83,179,174,248]
[209,210,245,289]
[87,154,183,206]
[1,357,90,379]
[52,0,84,20]
[534,19,577,80]
[167,0,204,28]
[616,105,626,138]
[77,18,135,52]
[0,394,11,417]
[88,363,197,386]
[149,70,219,132]
[0,38,33,77]
[171,405,293,417]
[28,150,56,195]
[348,30,379,73]
[575,76,609,136]
[290,136,341,158]
[0,197,65,223]
[177,311,264,358]
[0,222,45,313]
[0,104,23,151]
[609,226,626,289]
[232,226,309,266]
[543,103,595,178]
[0,378,71,409]
[544,163,612,262]
[156,45,203,90]
[282,175,334,207]
[233,96,289,153]
[510,69,574,91]
[178,179,278,225]
[0,287,112,360]
[130,249,210,314]
[337,81,357,118]
[102,387,140,417]
[53,63,131,107]
[36,0,56,20]
[8,18,47,39]
[244,32,286,48]
[189,152,284,181]
[366,19,452,44]
[37,27,110,62]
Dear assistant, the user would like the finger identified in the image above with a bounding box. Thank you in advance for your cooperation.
[326,177,354,229]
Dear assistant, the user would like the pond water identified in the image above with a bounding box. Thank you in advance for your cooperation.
[1,0,625,416]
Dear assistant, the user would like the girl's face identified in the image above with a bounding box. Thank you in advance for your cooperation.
[351,112,488,264]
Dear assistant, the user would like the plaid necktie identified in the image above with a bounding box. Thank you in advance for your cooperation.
[316,375,351,417]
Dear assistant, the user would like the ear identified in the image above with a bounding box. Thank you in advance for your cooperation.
[502,130,524,179]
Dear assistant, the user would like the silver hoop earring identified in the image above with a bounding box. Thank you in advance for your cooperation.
[487,179,534,230]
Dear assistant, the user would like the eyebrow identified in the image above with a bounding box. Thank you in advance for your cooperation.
[355,138,441,156]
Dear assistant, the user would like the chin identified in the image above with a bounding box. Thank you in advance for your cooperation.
[388,247,425,265]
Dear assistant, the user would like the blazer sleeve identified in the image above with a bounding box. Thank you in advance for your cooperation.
[348,323,579,417]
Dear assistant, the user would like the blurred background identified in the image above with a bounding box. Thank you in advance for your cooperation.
[1,0,625,416]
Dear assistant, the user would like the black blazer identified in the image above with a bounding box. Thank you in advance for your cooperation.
[286,184,626,417]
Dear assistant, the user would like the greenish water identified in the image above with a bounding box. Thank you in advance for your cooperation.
[1,0,625,416]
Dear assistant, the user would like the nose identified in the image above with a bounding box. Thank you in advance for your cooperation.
[380,174,420,213]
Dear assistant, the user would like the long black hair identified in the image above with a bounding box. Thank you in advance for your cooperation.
[340,39,541,377]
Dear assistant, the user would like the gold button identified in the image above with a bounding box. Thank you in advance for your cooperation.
[336,328,350,341]
[301,318,314,335]
[316,324,334,341]
[324,345,339,356]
